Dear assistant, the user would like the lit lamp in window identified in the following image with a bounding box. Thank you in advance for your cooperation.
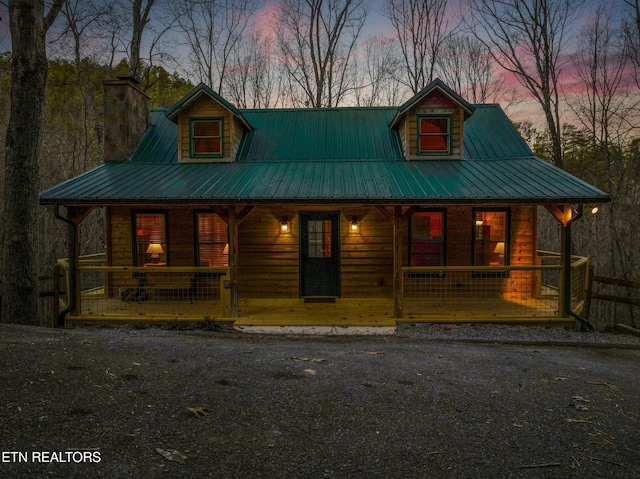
[475,219,484,240]
[146,242,164,263]
[223,243,229,255]
[492,241,505,265]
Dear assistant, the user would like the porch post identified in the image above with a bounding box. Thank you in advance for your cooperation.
[393,206,403,319]
[68,219,81,317]
[543,204,573,318]
[228,205,239,318]
[559,222,567,318]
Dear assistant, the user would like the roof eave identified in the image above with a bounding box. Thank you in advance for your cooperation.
[40,195,611,207]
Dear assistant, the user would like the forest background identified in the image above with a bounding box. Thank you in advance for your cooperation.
[0,0,639,330]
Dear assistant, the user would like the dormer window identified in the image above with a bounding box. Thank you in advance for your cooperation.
[190,118,223,157]
[418,115,451,155]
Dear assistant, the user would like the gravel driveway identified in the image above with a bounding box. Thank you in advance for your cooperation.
[1,323,639,479]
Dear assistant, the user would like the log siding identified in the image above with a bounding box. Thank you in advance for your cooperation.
[106,204,536,301]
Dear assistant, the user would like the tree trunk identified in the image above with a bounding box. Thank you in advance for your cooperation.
[2,0,63,325]
[130,0,156,80]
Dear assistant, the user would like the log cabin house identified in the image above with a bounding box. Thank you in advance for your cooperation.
[40,78,609,330]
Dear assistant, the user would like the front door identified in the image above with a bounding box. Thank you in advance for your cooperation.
[300,212,340,297]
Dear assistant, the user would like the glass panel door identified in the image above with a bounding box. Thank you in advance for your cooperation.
[300,212,340,297]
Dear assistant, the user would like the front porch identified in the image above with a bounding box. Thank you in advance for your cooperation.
[56,252,587,328]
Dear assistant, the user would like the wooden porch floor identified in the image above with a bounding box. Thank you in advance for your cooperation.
[237,297,562,327]
[236,298,396,327]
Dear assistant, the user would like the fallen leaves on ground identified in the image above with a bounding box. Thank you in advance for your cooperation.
[155,448,187,464]
[572,396,591,402]
[290,357,325,363]
[569,403,590,411]
[187,407,210,417]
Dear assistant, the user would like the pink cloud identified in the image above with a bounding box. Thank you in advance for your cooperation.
[254,0,281,39]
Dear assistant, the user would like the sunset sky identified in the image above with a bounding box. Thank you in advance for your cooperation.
[0,0,635,125]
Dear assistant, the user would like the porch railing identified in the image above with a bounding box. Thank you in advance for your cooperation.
[56,252,589,323]
[400,253,590,319]
[56,254,231,321]
[537,250,590,312]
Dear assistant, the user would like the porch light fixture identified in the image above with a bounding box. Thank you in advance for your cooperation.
[280,218,290,233]
[590,205,600,215]
[350,216,359,232]
[146,242,164,261]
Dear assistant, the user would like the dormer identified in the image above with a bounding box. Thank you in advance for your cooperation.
[390,79,475,160]
[166,83,253,163]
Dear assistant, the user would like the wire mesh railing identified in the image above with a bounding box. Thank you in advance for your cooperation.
[56,252,588,323]
[56,255,230,320]
[401,264,563,319]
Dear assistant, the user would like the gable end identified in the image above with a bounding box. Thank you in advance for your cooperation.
[176,93,248,163]
[395,88,466,160]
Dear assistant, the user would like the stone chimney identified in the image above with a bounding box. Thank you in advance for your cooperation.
[103,76,151,162]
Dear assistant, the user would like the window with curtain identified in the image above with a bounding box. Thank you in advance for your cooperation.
[190,118,223,157]
[410,210,445,266]
[473,209,509,268]
[196,213,228,266]
[134,213,167,265]
[418,116,451,154]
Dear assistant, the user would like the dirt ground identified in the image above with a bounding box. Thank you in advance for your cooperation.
[1,323,640,479]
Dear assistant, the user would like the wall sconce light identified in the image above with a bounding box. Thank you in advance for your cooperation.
[280,217,289,233]
[350,215,359,232]
[589,205,600,215]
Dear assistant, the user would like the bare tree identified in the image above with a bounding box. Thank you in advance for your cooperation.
[569,5,640,327]
[275,0,367,107]
[437,34,505,104]
[354,34,405,106]
[56,0,111,68]
[172,0,259,94]
[623,0,640,88]
[383,0,452,94]
[89,0,173,82]
[465,0,585,169]
[569,5,632,190]
[224,30,283,109]
[129,0,156,79]
[2,0,65,325]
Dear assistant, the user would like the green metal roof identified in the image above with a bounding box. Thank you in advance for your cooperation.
[40,157,607,205]
[131,103,532,164]
[40,100,609,205]
[238,108,403,161]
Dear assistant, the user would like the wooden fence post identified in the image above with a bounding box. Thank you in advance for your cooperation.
[582,262,594,321]
[53,264,61,325]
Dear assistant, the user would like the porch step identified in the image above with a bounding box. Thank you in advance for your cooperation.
[233,325,397,336]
